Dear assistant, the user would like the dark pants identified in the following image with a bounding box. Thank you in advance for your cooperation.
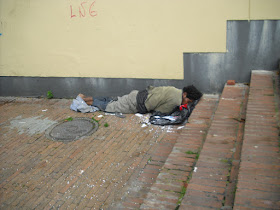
[92,97,112,111]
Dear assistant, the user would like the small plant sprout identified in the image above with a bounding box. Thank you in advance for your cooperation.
[92,117,100,125]
[186,151,196,155]
[64,117,73,122]
[186,151,200,160]
[47,91,54,99]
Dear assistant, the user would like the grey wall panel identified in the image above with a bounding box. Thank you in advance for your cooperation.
[0,76,184,98]
[184,20,280,93]
[0,20,279,97]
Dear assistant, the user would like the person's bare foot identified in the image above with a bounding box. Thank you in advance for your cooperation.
[78,94,93,105]
[86,99,93,105]
[78,93,86,99]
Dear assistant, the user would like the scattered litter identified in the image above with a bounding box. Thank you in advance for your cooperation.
[254,146,258,148]
[115,112,125,118]
[97,115,103,118]
[163,126,175,133]
[177,126,184,130]
[105,113,115,115]
[194,167,197,172]
[221,98,235,100]
[141,124,147,128]
[42,109,48,112]
[79,170,84,175]
[87,184,94,188]
[135,113,143,117]
[135,113,150,125]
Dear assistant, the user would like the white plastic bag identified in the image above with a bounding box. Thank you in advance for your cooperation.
[70,95,99,113]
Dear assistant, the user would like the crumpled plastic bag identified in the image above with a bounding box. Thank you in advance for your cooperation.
[70,95,99,113]
[149,100,199,125]
[149,107,189,125]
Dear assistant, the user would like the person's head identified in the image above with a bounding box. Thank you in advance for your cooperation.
[182,85,203,105]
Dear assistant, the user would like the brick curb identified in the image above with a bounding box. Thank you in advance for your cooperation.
[138,96,218,209]
[180,83,248,209]
[234,71,280,209]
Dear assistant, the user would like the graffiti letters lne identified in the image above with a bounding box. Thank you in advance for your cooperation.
[70,1,97,18]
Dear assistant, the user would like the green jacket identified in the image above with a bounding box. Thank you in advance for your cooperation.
[145,86,182,114]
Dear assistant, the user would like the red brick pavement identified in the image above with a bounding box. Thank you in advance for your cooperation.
[114,95,218,209]
[234,71,280,209]
[2,71,279,210]
[180,83,249,209]
[0,98,168,209]
[0,95,218,209]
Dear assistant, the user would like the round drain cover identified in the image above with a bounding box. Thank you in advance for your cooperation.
[46,118,98,142]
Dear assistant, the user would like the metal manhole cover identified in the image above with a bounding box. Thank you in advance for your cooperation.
[45,118,98,142]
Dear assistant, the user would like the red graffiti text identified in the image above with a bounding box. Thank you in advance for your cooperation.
[70,1,97,18]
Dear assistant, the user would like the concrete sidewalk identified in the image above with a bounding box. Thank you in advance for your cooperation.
[0,95,218,209]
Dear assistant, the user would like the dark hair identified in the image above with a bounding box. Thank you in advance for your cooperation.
[183,85,203,100]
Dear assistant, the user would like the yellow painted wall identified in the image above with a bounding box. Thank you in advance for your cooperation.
[0,0,279,79]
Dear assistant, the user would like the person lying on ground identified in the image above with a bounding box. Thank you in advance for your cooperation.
[78,85,203,114]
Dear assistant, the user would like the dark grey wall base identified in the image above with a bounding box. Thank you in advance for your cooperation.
[0,76,184,98]
[1,20,279,98]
